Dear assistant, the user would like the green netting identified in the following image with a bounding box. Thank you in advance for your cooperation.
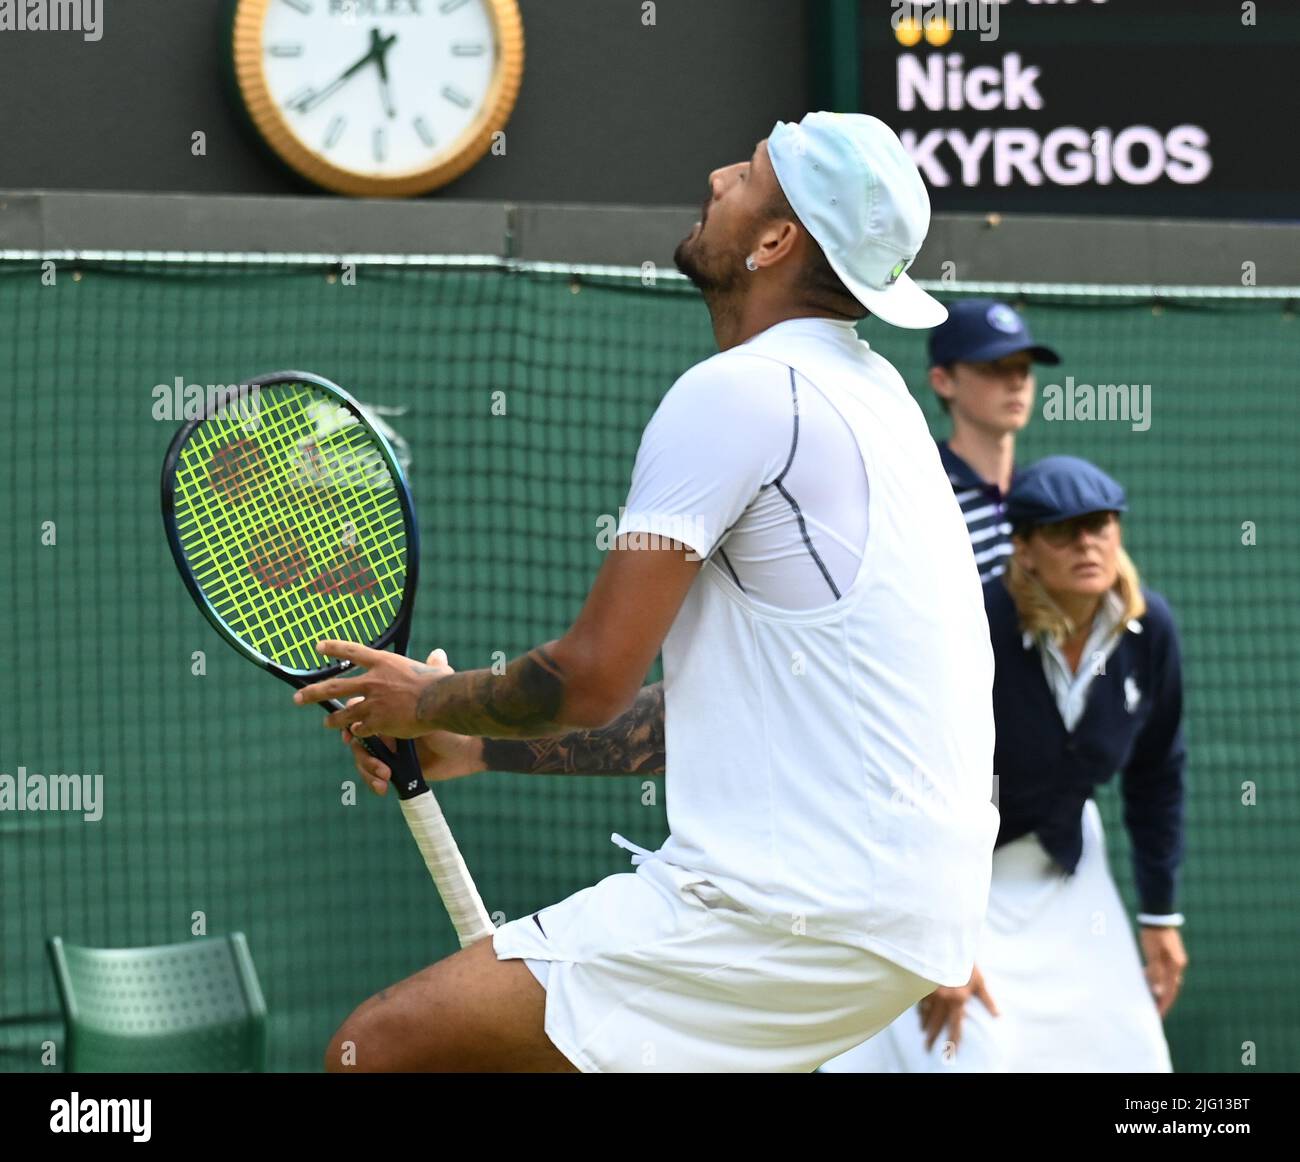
[1,259,1296,1072]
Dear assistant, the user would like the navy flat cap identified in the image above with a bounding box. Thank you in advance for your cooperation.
[929,299,1061,367]
[1006,455,1129,528]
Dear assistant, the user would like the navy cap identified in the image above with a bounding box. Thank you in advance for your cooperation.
[928,299,1061,367]
[1006,456,1128,529]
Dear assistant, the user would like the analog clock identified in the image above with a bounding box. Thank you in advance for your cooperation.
[230,0,524,197]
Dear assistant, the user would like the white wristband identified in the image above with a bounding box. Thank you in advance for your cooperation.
[1137,912,1185,928]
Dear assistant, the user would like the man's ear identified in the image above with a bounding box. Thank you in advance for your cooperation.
[756,217,800,268]
[929,365,956,405]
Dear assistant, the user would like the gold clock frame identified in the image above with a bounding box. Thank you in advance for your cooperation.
[231,0,524,198]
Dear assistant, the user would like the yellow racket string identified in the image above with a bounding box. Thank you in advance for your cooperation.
[171,384,408,671]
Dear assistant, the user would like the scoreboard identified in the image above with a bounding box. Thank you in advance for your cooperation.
[833,0,1298,219]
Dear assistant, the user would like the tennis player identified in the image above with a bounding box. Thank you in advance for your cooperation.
[929,300,1061,581]
[822,456,1188,1072]
[297,111,1000,1073]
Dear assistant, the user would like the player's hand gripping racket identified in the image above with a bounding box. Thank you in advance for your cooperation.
[161,370,493,946]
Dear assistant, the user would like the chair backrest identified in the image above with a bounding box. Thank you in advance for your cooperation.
[47,933,267,1072]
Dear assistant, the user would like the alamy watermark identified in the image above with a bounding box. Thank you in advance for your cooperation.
[595,508,708,562]
[0,766,103,821]
[50,1093,150,1142]
[891,0,1000,43]
[0,0,103,41]
[1042,376,1152,432]
[151,379,262,423]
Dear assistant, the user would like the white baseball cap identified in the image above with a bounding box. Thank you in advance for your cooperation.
[767,112,947,329]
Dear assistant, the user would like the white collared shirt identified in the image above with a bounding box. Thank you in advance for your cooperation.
[1029,590,1134,732]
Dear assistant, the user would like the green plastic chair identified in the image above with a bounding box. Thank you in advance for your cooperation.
[47,933,267,1072]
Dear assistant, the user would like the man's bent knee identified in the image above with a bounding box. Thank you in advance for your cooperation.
[324,1002,395,1073]
[322,937,573,1072]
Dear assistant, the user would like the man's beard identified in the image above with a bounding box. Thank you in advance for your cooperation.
[674,228,744,297]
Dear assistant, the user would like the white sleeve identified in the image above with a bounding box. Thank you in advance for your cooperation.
[615,354,794,560]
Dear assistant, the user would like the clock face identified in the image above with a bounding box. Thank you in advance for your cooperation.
[232,0,524,196]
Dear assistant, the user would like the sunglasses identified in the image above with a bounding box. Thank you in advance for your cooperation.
[1033,511,1118,547]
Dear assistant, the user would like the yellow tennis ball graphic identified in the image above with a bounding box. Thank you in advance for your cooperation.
[924,17,953,47]
[895,18,923,48]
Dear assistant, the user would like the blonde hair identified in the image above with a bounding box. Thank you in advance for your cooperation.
[1006,542,1147,646]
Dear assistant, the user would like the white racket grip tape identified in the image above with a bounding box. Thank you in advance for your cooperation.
[399,791,495,947]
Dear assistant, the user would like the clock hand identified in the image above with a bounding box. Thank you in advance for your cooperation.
[372,25,399,62]
[288,76,348,116]
[377,71,397,120]
[375,31,398,120]
[287,28,398,116]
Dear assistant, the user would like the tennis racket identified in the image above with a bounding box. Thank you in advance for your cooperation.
[160,369,493,947]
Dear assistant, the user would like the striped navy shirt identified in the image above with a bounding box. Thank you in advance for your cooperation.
[937,441,1017,582]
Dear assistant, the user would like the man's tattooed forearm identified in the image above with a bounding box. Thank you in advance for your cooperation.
[415,647,567,737]
[481,683,665,775]
[484,647,566,727]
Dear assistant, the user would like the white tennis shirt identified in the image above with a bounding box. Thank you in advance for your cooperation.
[616,316,998,986]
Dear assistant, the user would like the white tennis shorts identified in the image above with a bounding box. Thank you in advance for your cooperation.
[492,840,936,1073]
[820,800,1172,1073]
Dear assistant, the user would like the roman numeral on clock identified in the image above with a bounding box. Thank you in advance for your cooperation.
[441,85,472,109]
[324,116,347,149]
[414,117,435,147]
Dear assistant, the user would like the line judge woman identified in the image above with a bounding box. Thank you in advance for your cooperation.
[822,455,1188,1072]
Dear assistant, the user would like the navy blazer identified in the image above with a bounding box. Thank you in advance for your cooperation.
[985,579,1187,915]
